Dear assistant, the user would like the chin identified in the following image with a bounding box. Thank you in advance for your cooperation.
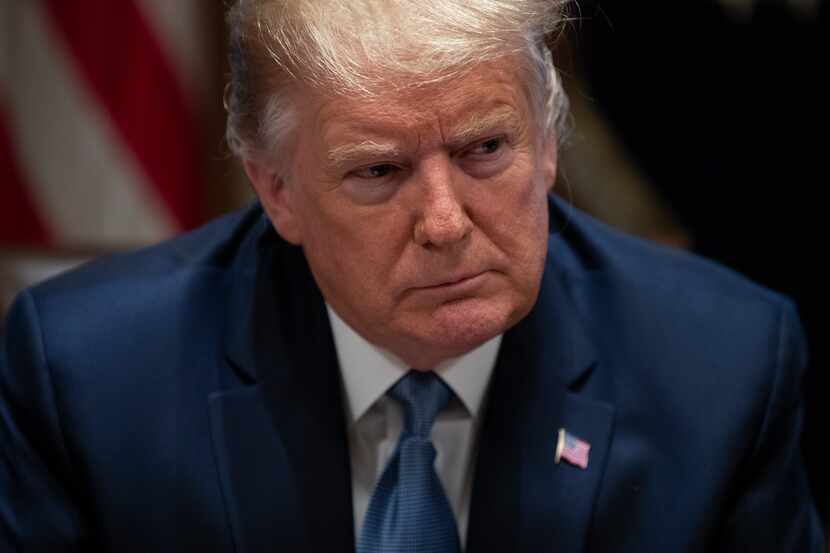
[419,296,523,357]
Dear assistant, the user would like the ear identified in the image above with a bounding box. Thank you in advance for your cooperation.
[541,134,558,193]
[243,159,303,245]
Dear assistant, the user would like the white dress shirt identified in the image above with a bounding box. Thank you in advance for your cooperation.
[326,306,501,550]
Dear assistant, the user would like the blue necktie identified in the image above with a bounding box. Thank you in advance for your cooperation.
[357,370,461,553]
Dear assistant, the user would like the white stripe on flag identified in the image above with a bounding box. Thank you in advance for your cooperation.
[136,0,214,105]
[7,2,176,247]
[1,0,16,85]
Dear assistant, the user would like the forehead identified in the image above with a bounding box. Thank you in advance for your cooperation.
[305,60,532,145]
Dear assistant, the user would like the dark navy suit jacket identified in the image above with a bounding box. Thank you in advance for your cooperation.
[1,196,823,552]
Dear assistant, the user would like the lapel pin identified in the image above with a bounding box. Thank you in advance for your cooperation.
[555,428,591,470]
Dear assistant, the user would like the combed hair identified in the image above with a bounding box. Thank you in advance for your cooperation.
[225,0,572,164]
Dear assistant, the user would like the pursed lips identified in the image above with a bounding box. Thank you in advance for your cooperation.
[416,270,488,290]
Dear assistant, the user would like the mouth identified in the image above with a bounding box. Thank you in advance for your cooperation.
[418,271,488,291]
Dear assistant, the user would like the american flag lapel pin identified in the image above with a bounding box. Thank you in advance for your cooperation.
[555,428,591,470]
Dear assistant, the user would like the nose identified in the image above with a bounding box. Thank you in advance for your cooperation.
[413,157,473,248]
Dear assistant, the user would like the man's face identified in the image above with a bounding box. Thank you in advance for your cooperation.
[250,58,557,368]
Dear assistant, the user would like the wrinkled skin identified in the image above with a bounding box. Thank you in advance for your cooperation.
[246,57,557,369]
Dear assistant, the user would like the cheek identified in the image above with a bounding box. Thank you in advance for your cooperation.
[478,160,548,242]
[470,163,549,298]
[300,201,410,296]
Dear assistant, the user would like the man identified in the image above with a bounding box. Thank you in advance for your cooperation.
[0,0,823,551]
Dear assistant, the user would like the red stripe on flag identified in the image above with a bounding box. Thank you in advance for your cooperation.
[0,101,51,246]
[43,0,204,230]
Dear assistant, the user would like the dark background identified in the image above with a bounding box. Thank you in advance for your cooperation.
[567,0,828,517]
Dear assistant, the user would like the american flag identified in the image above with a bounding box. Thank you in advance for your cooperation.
[556,428,590,470]
[0,0,217,249]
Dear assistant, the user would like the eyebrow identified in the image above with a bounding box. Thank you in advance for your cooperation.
[447,106,524,148]
[327,140,403,166]
[325,105,525,166]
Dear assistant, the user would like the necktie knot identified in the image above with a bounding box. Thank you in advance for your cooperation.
[388,370,453,439]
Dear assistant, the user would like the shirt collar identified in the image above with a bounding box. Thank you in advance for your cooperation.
[326,305,501,426]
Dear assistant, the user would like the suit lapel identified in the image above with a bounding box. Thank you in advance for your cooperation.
[210,219,355,553]
[209,385,310,553]
[467,243,616,553]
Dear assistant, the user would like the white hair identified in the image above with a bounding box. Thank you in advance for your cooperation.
[225,0,572,164]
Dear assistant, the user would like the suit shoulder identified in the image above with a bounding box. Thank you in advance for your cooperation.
[28,203,265,306]
[548,195,793,314]
[547,197,809,427]
[12,204,268,358]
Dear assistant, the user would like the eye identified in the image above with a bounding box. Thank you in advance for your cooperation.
[342,163,404,205]
[351,163,400,180]
[457,135,514,179]
[467,136,505,157]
